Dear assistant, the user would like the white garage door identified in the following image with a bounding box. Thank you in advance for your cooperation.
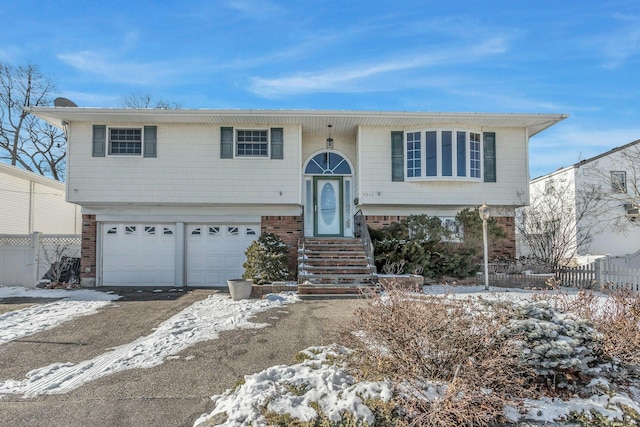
[187,224,259,287]
[102,224,176,286]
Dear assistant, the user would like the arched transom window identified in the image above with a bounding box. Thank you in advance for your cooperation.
[304,152,352,175]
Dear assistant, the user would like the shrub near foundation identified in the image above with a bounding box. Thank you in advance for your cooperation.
[242,232,291,285]
[344,286,538,427]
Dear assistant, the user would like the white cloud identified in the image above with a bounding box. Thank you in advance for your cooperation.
[57,50,188,85]
[589,14,640,69]
[529,124,640,177]
[248,37,509,97]
[225,0,282,16]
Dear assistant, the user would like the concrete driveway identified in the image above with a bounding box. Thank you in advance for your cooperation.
[0,289,366,427]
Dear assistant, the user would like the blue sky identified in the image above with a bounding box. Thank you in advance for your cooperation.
[2,0,639,178]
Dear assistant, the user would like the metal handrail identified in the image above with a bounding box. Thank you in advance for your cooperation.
[354,209,377,276]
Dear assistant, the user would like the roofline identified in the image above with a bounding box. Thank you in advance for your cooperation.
[26,107,568,137]
[0,161,65,188]
[532,138,640,182]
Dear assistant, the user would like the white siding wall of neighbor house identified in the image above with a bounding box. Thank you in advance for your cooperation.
[527,151,640,258]
[66,123,302,205]
[575,152,640,256]
[356,126,529,209]
[0,163,81,234]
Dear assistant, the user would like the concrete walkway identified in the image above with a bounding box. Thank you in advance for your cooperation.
[0,289,366,427]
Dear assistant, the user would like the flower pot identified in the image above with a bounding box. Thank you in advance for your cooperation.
[227,279,253,300]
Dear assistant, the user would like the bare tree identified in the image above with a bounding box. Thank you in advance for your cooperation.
[517,177,605,268]
[581,141,640,230]
[121,92,181,109]
[0,63,66,180]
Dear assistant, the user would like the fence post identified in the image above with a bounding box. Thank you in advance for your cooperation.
[595,259,602,285]
[29,232,42,287]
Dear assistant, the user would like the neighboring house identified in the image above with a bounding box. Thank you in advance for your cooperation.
[0,162,82,287]
[0,162,81,234]
[523,139,640,261]
[27,107,566,287]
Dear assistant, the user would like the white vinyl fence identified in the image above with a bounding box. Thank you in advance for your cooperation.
[0,233,81,288]
[557,257,640,292]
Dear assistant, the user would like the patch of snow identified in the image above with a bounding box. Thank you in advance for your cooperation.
[0,293,298,398]
[0,286,121,345]
[194,346,392,427]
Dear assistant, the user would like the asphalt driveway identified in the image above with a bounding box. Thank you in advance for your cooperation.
[0,288,367,427]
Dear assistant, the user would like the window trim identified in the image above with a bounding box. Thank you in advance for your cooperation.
[404,128,483,182]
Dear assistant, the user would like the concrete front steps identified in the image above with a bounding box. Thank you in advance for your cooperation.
[297,237,378,297]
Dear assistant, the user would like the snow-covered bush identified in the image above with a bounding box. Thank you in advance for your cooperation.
[504,300,604,390]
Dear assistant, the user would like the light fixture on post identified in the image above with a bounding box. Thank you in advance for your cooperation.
[326,124,334,149]
[478,203,491,290]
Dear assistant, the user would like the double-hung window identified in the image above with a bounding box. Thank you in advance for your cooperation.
[237,130,268,157]
[110,128,142,155]
[611,171,627,193]
[406,132,422,177]
[92,125,157,157]
[220,127,284,159]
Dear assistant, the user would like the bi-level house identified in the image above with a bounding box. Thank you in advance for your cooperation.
[27,107,566,287]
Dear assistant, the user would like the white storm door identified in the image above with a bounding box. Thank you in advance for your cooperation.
[314,177,343,236]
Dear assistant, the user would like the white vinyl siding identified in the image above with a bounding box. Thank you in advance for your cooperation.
[67,124,301,205]
[0,163,81,234]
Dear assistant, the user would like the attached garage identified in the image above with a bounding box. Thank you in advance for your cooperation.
[100,222,260,287]
[102,223,177,286]
[186,224,259,286]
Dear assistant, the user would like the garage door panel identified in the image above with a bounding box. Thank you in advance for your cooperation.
[187,223,259,287]
[102,223,176,286]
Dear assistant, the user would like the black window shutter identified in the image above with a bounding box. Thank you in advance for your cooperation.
[220,127,233,158]
[270,128,283,159]
[391,131,404,181]
[483,132,496,182]
[143,126,157,158]
[92,125,106,157]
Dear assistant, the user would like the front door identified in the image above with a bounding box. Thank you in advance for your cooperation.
[314,176,343,236]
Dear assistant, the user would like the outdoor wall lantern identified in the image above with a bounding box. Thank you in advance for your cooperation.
[478,203,491,290]
[326,124,334,149]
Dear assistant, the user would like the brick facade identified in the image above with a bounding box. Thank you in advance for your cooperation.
[80,214,97,287]
[261,215,304,274]
[365,214,516,259]
[364,215,407,229]
[490,216,516,259]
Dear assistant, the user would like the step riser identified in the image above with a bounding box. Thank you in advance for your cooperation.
[297,237,377,287]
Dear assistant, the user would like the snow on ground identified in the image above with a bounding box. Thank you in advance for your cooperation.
[0,286,121,345]
[194,346,392,427]
[0,292,298,398]
[1,283,638,424]
[194,285,640,426]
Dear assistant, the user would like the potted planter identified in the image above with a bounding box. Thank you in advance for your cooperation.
[227,279,253,300]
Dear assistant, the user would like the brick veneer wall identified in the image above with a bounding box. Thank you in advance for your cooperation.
[365,214,516,259]
[490,216,516,259]
[80,214,97,287]
[261,215,303,274]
